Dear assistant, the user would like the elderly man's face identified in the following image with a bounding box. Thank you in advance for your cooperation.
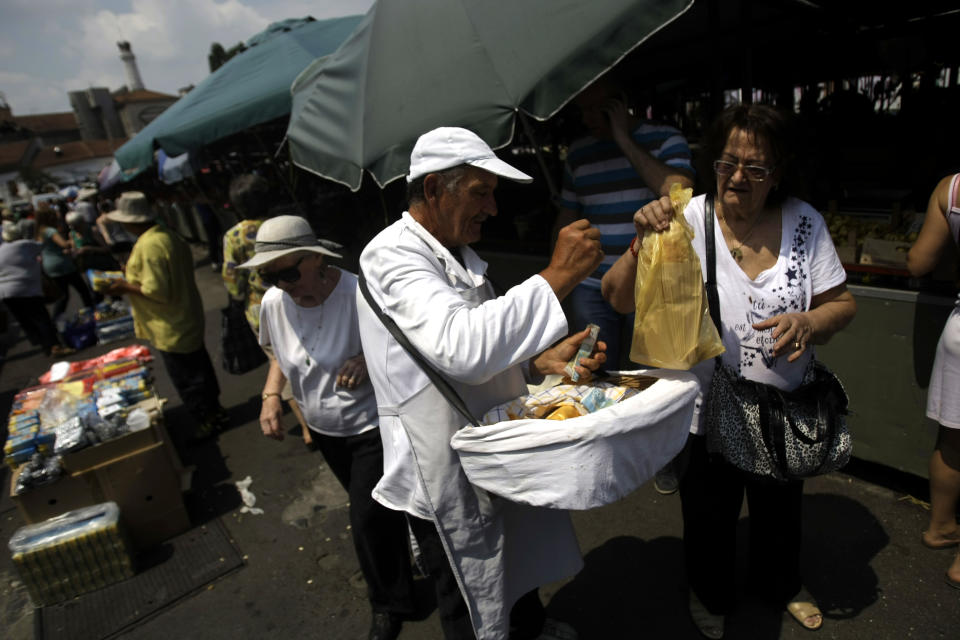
[433,166,499,247]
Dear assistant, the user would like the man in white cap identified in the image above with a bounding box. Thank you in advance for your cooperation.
[357,126,606,640]
[238,216,415,640]
[102,191,227,440]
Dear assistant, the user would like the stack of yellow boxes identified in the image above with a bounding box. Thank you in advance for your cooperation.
[8,502,134,606]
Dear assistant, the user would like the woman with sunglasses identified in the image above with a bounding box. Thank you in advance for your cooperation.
[239,216,415,640]
[602,103,856,637]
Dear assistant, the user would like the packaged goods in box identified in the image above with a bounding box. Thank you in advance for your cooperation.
[450,370,699,510]
[8,502,134,606]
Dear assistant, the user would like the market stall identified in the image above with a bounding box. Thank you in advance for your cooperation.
[5,345,191,572]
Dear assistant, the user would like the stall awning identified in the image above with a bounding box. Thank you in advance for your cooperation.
[113,15,362,179]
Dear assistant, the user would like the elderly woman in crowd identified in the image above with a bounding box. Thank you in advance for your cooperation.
[602,103,856,637]
[907,173,960,590]
[0,222,73,356]
[240,216,414,640]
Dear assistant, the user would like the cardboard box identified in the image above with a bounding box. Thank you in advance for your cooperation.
[11,442,191,549]
[91,441,189,548]
[10,468,103,524]
[60,397,184,484]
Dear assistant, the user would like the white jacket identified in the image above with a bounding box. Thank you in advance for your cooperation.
[357,212,582,640]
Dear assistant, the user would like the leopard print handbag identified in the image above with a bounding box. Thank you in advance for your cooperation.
[704,360,851,481]
[701,193,851,481]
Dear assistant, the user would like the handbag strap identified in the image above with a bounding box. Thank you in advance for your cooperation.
[357,270,481,428]
[704,194,722,333]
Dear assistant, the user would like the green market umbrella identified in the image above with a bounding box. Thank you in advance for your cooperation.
[114,15,362,179]
[286,0,694,191]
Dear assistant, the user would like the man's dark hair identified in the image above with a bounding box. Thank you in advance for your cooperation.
[406,165,468,207]
[228,174,271,219]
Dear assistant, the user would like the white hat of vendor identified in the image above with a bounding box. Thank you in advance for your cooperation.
[238,215,343,269]
[406,126,533,184]
[104,191,157,224]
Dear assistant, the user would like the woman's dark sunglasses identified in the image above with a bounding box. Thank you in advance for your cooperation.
[259,256,305,287]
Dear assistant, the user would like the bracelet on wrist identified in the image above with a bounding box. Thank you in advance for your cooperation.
[629,235,640,258]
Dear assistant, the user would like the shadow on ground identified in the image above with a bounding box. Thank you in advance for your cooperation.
[548,492,887,640]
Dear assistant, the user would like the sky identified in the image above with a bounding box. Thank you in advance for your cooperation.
[0,0,375,116]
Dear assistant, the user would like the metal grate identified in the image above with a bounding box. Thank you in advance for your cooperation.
[35,518,244,640]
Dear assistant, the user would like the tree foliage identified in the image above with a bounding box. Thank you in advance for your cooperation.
[208,41,246,73]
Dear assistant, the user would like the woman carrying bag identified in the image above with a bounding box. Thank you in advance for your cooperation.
[602,103,856,637]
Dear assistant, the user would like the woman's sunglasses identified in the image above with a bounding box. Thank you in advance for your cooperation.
[259,256,305,287]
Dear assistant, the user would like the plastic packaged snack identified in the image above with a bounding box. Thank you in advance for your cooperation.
[8,502,135,605]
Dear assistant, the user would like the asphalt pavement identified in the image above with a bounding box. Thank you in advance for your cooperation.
[0,245,958,640]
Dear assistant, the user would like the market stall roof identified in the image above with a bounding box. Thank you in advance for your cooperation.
[113,15,362,180]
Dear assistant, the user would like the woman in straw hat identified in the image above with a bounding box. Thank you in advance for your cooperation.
[239,215,415,640]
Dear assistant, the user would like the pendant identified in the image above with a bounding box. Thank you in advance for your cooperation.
[730,247,743,262]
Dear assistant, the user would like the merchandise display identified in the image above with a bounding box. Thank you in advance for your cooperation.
[7,352,155,472]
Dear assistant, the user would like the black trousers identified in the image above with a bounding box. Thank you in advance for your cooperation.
[4,296,61,353]
[157,346,223,425]
[51,271,96,317]
[312,428,415,615]
[407,515,546,640]
[679,434,804,614]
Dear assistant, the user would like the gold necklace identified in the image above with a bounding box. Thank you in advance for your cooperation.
[724,212,763,262]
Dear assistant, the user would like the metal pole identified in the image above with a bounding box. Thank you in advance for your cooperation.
[518,111,559,204]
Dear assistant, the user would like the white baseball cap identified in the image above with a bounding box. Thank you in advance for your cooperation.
[406,127,533,184]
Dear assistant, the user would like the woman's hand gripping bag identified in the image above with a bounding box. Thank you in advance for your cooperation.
[629,184,724,370]
[449,370,700,510]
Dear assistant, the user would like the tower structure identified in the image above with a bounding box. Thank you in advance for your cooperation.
[117,41,145,91]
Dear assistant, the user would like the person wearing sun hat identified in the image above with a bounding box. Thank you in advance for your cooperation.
[356,126,607,640]
[238,215,416,640]
[102,191,228,440]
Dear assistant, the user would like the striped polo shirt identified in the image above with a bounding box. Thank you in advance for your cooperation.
[560,122,694,284]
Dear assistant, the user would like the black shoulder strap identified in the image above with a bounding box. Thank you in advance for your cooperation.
[704,194,721,332]
[357,270,481,428]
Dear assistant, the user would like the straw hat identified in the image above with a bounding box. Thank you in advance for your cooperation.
[238,215,343,269]
[104,191,157,224]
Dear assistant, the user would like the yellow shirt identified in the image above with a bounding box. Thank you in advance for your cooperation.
[125,224,204,353]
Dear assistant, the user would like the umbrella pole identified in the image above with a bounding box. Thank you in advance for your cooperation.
[254,131,299,208]
[518,112,559,203]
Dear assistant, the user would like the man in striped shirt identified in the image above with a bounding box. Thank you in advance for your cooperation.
[555,76,695,370]
[554,77,694,495]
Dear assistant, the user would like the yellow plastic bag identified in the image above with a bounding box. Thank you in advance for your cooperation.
[629,184,725,370]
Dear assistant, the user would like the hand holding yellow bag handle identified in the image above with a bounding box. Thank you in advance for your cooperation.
[629,184,725,370]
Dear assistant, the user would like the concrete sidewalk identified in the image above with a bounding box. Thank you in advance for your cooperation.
[1,248,958,639]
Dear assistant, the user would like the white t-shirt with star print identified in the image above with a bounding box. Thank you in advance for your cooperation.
[682,194,848,434]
